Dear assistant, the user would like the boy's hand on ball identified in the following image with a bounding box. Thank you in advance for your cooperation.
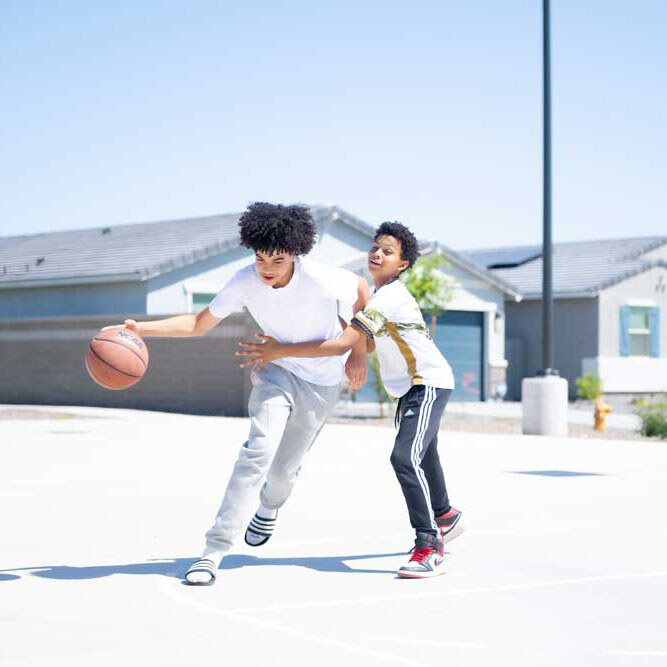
[99,319,138,333]
[237,334,282,370]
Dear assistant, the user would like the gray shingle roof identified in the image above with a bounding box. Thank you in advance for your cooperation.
[0,206,371,288]
[341,240,522,300]
[463,236,667,299]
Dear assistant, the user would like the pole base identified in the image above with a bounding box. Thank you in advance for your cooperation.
[522,375,568,436]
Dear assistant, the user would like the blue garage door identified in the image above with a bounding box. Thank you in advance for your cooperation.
[432,310,484,402]
[352,310,484,402]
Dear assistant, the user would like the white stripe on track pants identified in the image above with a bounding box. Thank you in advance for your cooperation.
[390,385,452,535]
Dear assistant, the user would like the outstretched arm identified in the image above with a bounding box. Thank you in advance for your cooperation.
[344,275,371,389]
[237,324,366,370]
[118,307,223,338]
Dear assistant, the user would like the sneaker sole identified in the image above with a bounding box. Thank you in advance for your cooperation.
[396,566,447,579]
[441,521,465,544]
[244,531,271,547]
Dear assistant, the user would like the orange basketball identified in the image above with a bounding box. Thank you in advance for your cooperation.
[85,326,149,390]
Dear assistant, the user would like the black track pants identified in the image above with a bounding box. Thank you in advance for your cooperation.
[390,385,452,536]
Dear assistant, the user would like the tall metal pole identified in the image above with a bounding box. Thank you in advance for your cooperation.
[542,0,555,374]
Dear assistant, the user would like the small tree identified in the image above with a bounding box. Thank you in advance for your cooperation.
[401,250,457,335]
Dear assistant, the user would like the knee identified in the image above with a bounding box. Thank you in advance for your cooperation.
[236,444,273,477]
[390,446,412,474]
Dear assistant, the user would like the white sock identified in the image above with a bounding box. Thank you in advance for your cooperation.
[257,503,278,520]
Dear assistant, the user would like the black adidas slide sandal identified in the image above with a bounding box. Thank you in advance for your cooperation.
[244,513,277,547]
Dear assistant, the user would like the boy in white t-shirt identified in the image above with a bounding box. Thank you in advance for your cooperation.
[117,203,369,585]
[239,222,463,579]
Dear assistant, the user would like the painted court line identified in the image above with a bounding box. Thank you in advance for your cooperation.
[232,570,667,614]
[365,635,488,651]
[607,650,667,657]
[162,584,431,667]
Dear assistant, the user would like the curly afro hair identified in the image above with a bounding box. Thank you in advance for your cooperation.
[238,202,316,256]
[374,221,419,270]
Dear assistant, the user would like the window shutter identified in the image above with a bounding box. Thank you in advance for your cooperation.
[619,306,630,357]
[649,307,660,357]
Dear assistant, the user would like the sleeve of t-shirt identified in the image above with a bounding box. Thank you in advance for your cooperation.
[351,289,394,338]
[208,270,247,319]
[304,260,359,322]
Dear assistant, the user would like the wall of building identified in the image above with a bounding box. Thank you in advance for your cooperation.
[0,282,147,320]
[146,246,254,314]
[584,265,667,393]
[598,266,667,357]
[308,219,371,265]
[639,243,667,262]
[0,313,255,416]
[505,297,599,400]
[441,259,509,399]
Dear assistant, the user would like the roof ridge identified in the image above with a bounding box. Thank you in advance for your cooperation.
[463,235,667,255]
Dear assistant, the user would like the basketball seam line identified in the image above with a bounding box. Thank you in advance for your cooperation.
[92,337,147,369]
[88,345,142,378]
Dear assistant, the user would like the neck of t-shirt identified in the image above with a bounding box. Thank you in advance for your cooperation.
[373,274,400,293]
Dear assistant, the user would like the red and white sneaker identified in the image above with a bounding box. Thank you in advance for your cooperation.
[435,507,464,544]
[397,533,446,579]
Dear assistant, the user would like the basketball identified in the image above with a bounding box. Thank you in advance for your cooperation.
[85,326,149,390]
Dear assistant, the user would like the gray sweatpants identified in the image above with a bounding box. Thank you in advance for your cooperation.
[205,363,341,554]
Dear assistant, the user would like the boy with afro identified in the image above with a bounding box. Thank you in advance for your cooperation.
[119,203,369,585]
[239,222,463,578]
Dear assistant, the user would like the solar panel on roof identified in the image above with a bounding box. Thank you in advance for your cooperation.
[467,248,542,269]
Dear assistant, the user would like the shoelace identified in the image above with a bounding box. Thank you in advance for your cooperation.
[409,547,434,563]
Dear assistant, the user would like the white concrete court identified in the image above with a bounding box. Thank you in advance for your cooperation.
[1,406,666,667]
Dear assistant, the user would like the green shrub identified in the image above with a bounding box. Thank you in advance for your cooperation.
[635,401,667,439]
[575,373,602,402]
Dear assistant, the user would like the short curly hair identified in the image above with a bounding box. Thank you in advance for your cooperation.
[239,202,316,256]
[374,221,419,269]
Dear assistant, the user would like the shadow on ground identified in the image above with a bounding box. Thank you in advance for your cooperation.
[0,552,405,581]
[510,470,607,477]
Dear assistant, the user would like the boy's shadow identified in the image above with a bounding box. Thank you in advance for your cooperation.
[0,552,406,581]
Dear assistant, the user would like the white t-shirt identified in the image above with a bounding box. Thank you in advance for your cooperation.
[209,257,359,386]
[351,279,455,398]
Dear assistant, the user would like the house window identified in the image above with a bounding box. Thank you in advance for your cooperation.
[628,307,651,356]
[620,305,660,357]
[191,292,216,313]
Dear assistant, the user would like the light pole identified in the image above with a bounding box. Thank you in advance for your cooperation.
[521,0,569,435]
[542,0,555,375]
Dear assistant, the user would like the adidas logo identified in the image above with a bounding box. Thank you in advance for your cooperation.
[404,409,415,416]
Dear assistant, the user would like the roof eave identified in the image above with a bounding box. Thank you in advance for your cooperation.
[0,272,145,289]
[421,241,523,301]
[518,290,599,301]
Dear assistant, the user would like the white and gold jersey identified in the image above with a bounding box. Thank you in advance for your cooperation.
[352,279,454,399]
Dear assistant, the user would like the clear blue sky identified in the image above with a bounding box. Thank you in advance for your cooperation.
[1,1,665,249]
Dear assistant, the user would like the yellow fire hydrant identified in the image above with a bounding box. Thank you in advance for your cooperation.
[594,396,612,432]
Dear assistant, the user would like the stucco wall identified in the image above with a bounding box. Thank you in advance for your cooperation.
[146,246,253,314]
[583,265,667,393]
[505,297,599,399]
[598,265,667,357]
[0,313,255,416]
[639,244,667,262]
[0,282,147,320]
